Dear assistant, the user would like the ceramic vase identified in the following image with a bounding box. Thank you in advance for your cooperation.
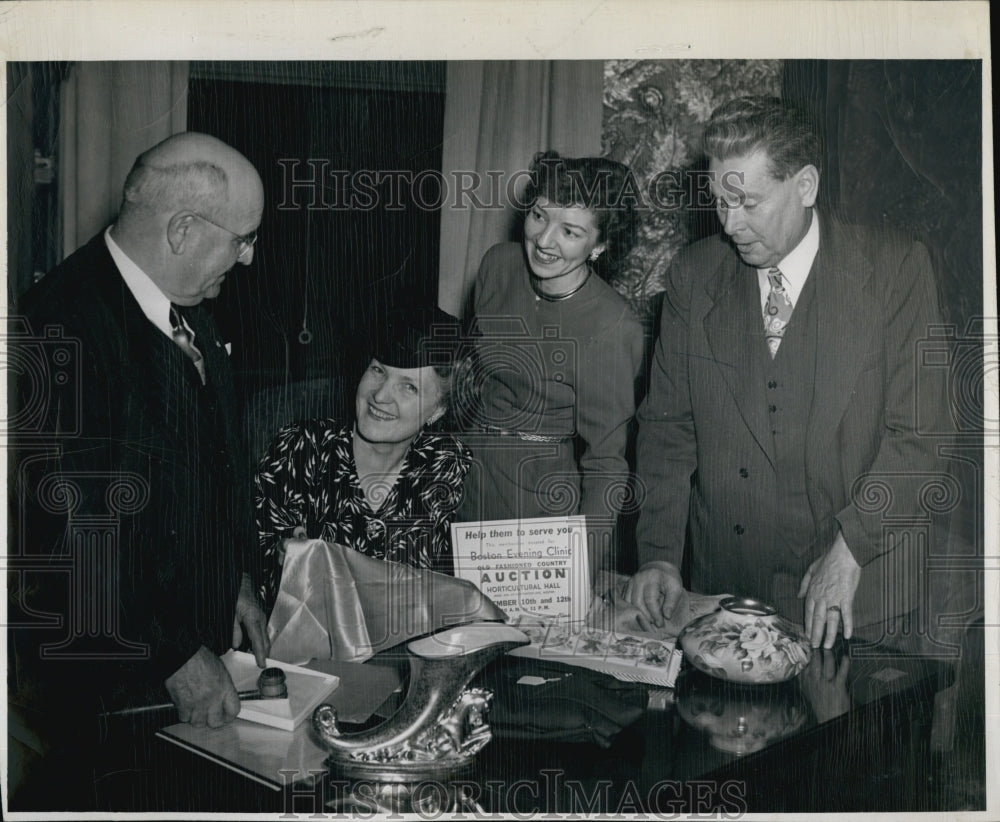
[678,596,811,684]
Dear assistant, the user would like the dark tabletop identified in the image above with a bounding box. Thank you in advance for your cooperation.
[463,643,953,815]
[68,639,958,814]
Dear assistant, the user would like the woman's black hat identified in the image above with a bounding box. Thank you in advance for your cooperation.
[367,304,463,370]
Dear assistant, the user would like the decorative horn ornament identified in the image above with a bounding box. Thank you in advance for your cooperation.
[312,621,528,778]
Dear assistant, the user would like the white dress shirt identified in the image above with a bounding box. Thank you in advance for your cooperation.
[104,227,177,340]
[104,227,226,356]
[756,209,820,312]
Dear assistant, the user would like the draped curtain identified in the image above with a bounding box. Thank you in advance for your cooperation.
[59,62,189,257]
[6,63,37,302]
[437,61,603,316]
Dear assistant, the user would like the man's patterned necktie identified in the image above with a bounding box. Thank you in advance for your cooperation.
[763,267,793,358]
[170,304,206,384]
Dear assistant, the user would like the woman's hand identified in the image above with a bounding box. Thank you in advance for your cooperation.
[277,526,308,566]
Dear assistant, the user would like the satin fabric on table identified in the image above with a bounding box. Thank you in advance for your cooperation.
[266,539,506,664]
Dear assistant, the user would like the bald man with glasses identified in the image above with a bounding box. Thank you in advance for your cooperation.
[9,132,270,809]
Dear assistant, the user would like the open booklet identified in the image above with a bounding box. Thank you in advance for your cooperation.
[452,516,726,688]
[505,613,685,687]
[504,583,728,687]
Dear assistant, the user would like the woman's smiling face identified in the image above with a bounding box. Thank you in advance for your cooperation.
[354,359,445,445]
[522,197,604,288]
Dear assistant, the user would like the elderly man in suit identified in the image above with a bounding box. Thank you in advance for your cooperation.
[626,97,951,651]
[9,132,269,807]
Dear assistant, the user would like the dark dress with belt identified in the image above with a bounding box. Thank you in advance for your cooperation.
[458,242,644,533]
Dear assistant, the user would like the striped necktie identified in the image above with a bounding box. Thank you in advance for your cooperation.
[169,304,206,384]
[763,267,793,358]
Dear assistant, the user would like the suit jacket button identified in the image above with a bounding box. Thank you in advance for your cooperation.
[739,468,749,478]
[733,524,745,535]
[768,380,777,389]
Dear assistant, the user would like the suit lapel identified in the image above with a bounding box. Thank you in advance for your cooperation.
[87,236,188,388]
[703,253,775,466]
[806,216,878,461]
[91,242,230,460]
[98,258,196,397]
[186,304,245,464]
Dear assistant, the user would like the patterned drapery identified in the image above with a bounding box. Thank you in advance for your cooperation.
[602,60,783,322]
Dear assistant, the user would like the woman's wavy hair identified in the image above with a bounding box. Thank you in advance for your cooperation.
[521,150,640,280]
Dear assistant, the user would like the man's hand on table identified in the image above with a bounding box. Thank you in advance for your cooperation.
[623,561,685,632]
[797,530,861,649]
[587,590,648,634]
[232,572,270,667]
[164,646,240,728]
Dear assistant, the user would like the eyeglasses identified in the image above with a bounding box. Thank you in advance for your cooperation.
[192,212,258,259]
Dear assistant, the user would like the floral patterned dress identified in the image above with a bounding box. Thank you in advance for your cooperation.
[254,418,472,606]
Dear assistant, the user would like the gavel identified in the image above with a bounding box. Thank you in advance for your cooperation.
[238,667,287,700]
[103,666,289,717]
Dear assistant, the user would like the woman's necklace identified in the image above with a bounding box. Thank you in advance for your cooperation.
[529,266,592,302]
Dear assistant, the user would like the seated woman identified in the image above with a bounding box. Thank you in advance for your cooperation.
[254,305,471,608]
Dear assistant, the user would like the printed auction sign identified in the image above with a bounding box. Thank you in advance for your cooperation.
[451,516,590,624]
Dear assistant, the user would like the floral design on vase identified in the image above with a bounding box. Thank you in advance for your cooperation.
[602,59,783,322]
[679,596,811,684]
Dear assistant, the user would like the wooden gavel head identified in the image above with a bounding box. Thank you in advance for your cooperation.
[257,667,288,698]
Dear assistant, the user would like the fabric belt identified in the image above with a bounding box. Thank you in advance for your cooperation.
[483,425,571,444]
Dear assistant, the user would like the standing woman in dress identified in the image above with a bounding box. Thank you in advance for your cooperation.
[459,151,643,567]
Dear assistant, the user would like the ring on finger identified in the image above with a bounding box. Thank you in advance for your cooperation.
[827,605,841,614]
